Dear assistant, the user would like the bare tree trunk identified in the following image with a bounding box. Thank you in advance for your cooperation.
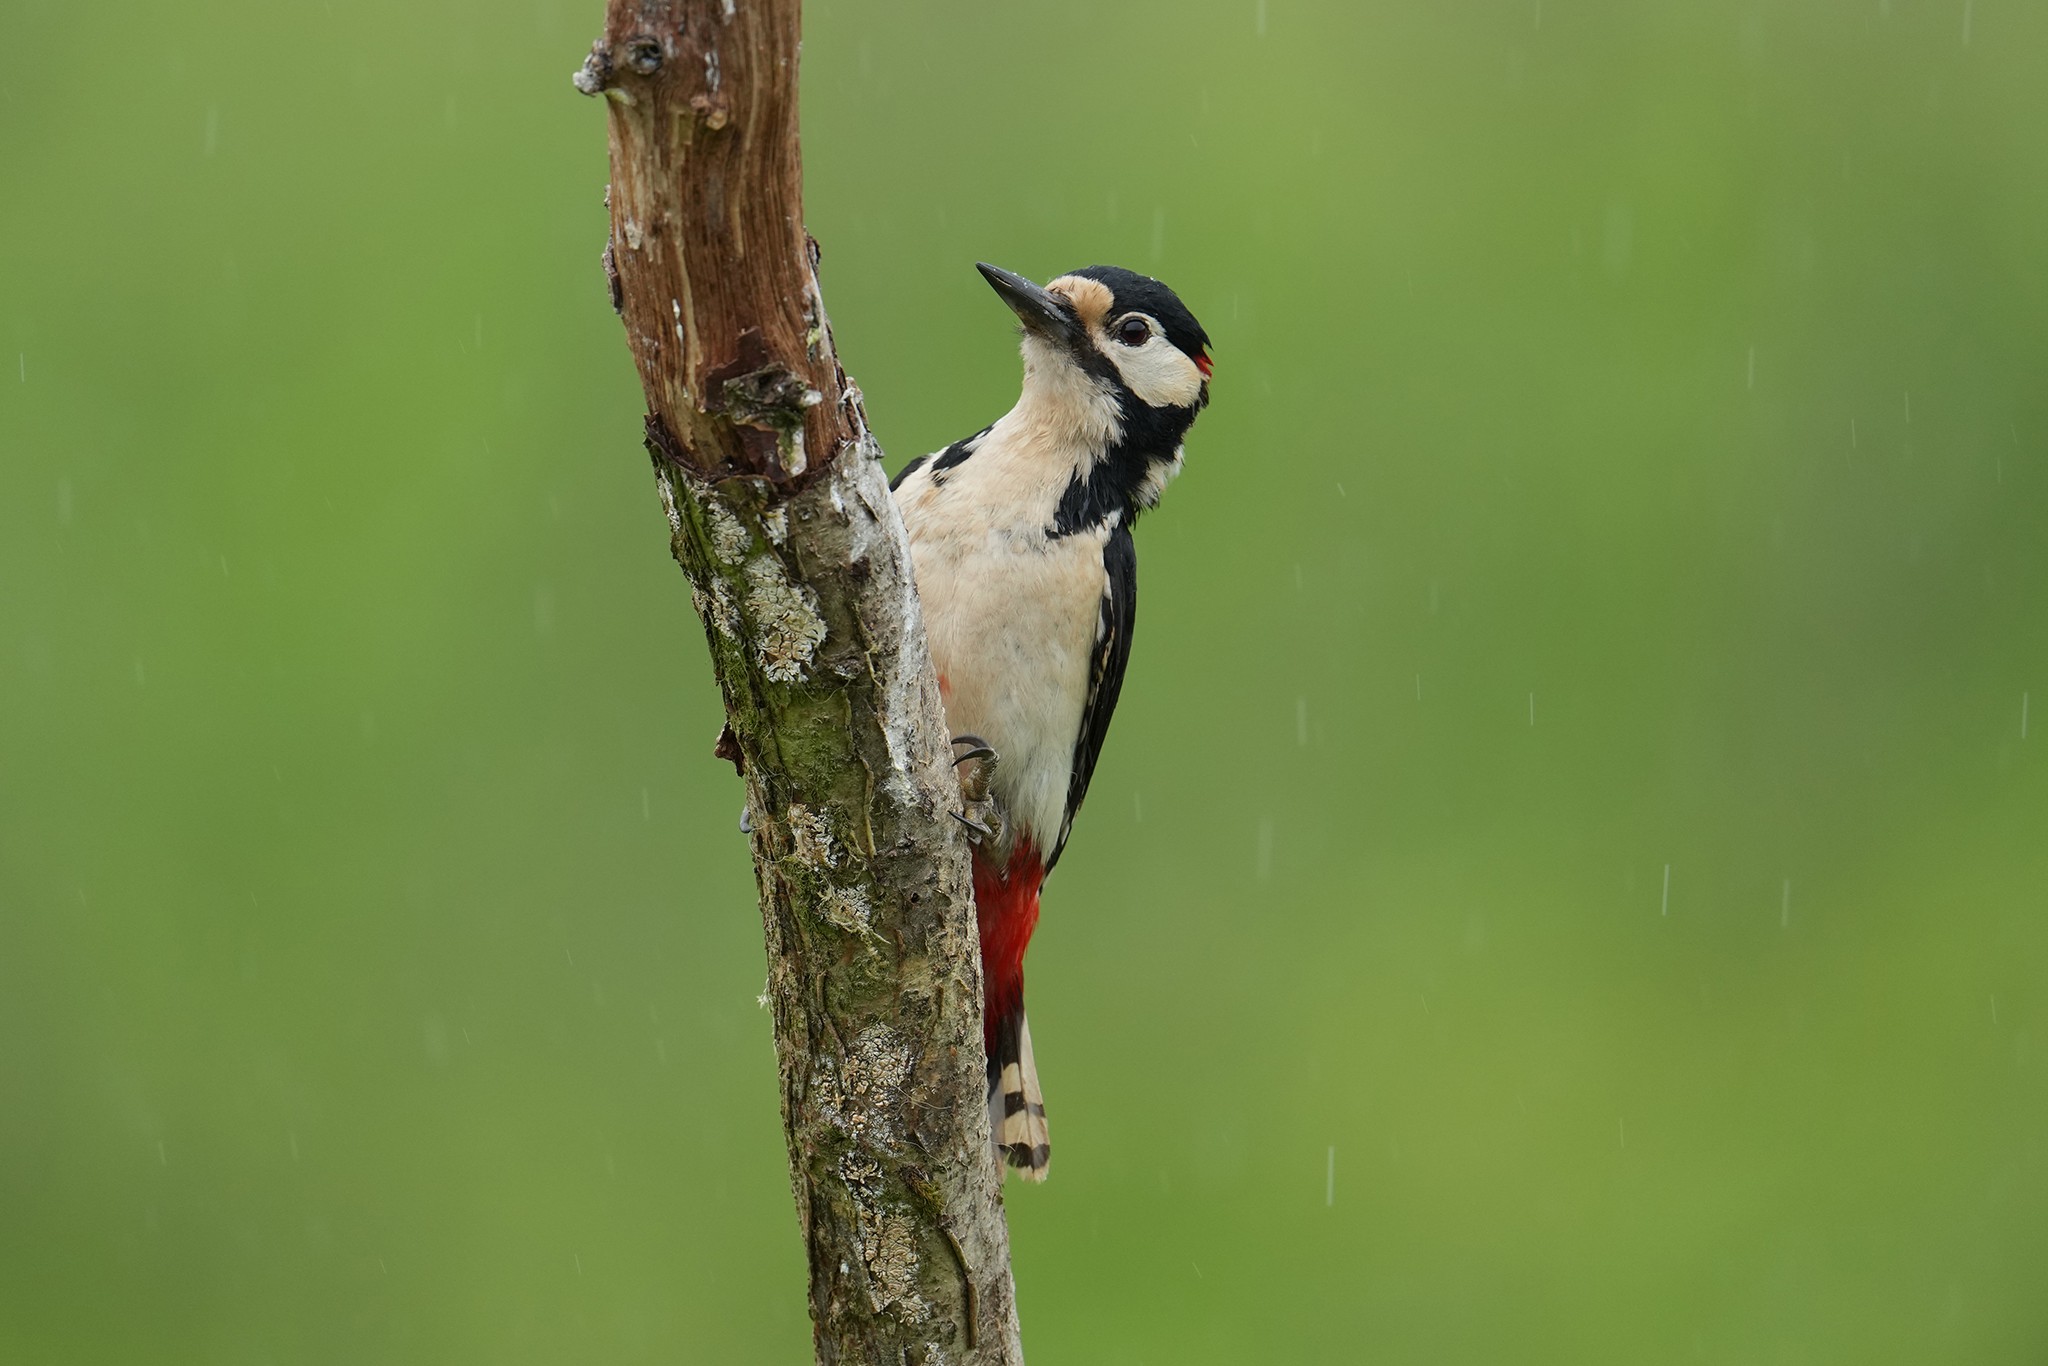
[575,4,1023,1361]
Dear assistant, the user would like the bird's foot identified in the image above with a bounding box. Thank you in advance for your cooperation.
[949,735,1003,847]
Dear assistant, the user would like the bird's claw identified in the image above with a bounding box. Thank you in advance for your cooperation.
[950,736,1000,802]
[950,734,997,767]
[951,810,998,844]
[949,734,1002,846]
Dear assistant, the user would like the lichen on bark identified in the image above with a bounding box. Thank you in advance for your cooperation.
[584,6,1024,1348]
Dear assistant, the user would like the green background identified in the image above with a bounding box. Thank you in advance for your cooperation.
[4,0,2045,1360]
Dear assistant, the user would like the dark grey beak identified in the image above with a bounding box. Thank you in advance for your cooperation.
[977,263,1081,346]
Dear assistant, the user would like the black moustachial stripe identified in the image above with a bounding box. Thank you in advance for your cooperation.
[1043,271,1205,539]
[1049,394,1196,538]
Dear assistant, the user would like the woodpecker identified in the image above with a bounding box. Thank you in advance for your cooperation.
[892,263,1212,1180]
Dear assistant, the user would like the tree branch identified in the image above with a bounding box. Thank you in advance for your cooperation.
[576,3,1023,1360]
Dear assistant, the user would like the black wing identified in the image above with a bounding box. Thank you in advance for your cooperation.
[1047,523,1137,872]
[890,425,992,492]
[888,453,930,492]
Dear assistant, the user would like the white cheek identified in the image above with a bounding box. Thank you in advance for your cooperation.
[1108,341,1203,408]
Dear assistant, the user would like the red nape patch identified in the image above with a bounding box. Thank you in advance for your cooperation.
[971,840,1044,1053]
[1195,353,1213,379]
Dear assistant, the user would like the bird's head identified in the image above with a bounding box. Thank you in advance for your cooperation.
[972,262,1211,528]
[978,261,1211,430]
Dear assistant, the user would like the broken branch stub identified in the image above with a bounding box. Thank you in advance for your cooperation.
[578,1,1023,1361]
[579,0,835,486]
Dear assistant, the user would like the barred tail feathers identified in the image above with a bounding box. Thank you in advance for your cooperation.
[973,838,1048,1179]
[987,1007,1050,1181]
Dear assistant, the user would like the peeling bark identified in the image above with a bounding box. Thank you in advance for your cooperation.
[576,2,1023,1362]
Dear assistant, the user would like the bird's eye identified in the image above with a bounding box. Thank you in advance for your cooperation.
[1114,317,1150,346]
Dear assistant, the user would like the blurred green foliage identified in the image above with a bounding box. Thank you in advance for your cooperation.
[3,0,2045,1361]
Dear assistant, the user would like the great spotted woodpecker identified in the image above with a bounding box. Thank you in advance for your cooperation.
[892,263,1212,1180]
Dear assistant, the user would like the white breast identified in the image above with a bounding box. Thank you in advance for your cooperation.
[896,419,1111,856]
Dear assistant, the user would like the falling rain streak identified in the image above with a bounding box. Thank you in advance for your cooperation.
[8,7,2042,1354]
